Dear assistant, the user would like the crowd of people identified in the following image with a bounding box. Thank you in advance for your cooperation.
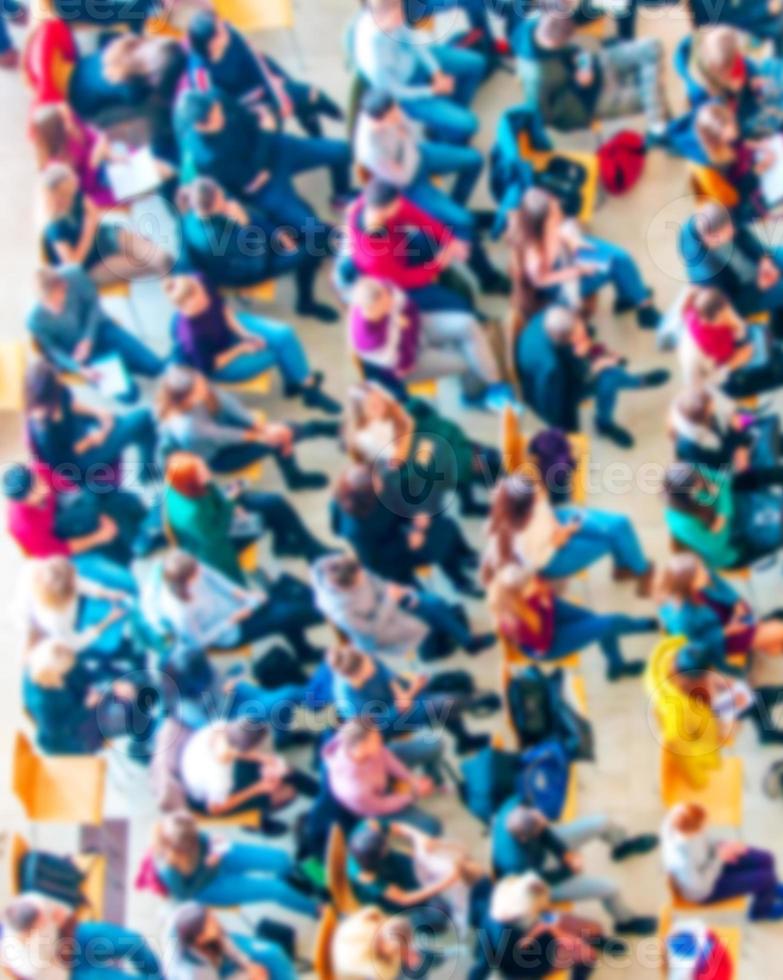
[4,0,783,977]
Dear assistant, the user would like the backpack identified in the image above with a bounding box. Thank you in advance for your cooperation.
[515,740,571,821]
[535,155,588,217]
[598,131,646,195]
[507,666,557,745]
[20,852,87,909]
[252,644,308,690]
[459,747,521,825]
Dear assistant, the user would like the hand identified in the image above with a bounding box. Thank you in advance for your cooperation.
[408,530,426,551]
[112,680,136,701]
[733,446,751,472]
[105,606,125,626]
[97,514,119,543]
[203,851,223,868]
[73,339,93,364]
[85,689,102,709]
[578,261,602,277]
[414,775,435,798]
[276,230,297,253]
[247,966,268,980]
[431,72,455,95]
[563,852,584,874]
[718,840,747,863]
[755,148,777,174]
[254,105,278,129]
[259,422,293,452]
[757,257,780,290]
[75,428,108,454]
[245,169,271,194]
[575,68,594,88]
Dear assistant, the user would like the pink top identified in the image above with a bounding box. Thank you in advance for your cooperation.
[7,463,75,559]
[64,122,116,208]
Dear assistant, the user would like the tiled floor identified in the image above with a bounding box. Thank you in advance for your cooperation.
[1,2,783,976]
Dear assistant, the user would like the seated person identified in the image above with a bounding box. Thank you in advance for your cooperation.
[663,461,783,569]
[40,163,172,285]
[488,563,655,681]
[512,2,667,135]
[685,0,783,54]
[22,637,154,758]
[180,718,317,833]
[312,553,494,660]
[173,89,352,226]
[483,474,654,594]
[516,303,669,448]
[322,717,445,836]
[332,907,425,980]
[175,180,338,322]
[164,272,339,404]
[331,463,483,596]
[680,200,783,319]
[25,360,157,482]
[662,802,783,920]
[156,366,337,488]
[187,11,342,135]
[658,551,783,662]
[165,902,295,980]
[352,0,486,143]
[327,642,496,755]
[677,287,783,396]
[144,549,325,662]
[349,281,510,410]
[28,265,164,387]
[491,802,658,935]
[1,892,161,979]
[507,187,661,327]
[470,872,618,980]
[354,89,484,219]
[147,811,318,916]
[343,378,503,515]
[348,819,492,936]
[30,104,117,208]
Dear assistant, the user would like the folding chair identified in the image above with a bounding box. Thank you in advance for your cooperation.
[659,752,744,828]
[326,824,360,916]
[8,833,107,921]
[12,731,106,825]
[214,0,294,32]
[313,905,338,980]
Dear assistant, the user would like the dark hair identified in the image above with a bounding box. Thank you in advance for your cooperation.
[365,178,400,209]
[2,463,34,502]
[349,822,388,871]
[334,464,378,518]
[324,554,362,588]
[225,720,268,753]
[688,286,730,323]
[25,360,62,414]
[327,643,365,678]
[361,89,396,120]
[696,201,732,238]
[162,550,199,600]
[173,902,209,948]
[674,642,712,677]
[663,463,717,527]
[4,898,41,933]
[188,10,219,56]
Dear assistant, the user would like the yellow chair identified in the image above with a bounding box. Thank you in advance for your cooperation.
[313,905,338,980]
[407,378,438,398]
[221,280,277,305]
[214,0,293,31]
[660,753,744,828]
[500,635,582,674]
[12,731,106,825]
[8,833,106,921]
[326,825,360,916]
[688,162,740,209]
[218,372,273,398]
[197,810,261,829]
[576,14,610,38]
[0,338,29,411]
[517,134,600,224]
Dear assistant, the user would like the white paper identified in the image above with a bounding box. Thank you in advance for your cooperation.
[760,134,783,207]
[91,353,132,400]
[106,146,162,202]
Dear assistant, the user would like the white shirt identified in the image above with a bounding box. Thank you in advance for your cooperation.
[512,491,560,571]
[180,723,235,809]
[353,419,399,465]
[661,821,723,903]
[0,895,69,980]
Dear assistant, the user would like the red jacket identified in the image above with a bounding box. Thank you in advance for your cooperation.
[7,462,76,559]
[346,195,454,290]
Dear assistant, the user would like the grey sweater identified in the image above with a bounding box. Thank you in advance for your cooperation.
[353,11,439,100]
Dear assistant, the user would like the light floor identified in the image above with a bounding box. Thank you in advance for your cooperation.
[0,2,782,977]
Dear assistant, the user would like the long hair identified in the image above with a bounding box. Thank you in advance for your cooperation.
[484,475,538,580]
[506,188,555,325]
[663,463,717,527]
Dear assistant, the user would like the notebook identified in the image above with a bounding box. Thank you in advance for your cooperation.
[106,146,162,202]
[760,134,783,208]
[91,354,133,401]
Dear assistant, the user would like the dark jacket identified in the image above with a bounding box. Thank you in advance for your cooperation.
[515,313,584,431]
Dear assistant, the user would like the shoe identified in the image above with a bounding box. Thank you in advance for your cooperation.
[639,368,670,387]
[284,867,331,902]
[594,937,629,957]
[296,301,340,323]
[302,385,342,415]
[283,471,329,491]
[463,382,518,413]
[479,271,511,296]
[596,419,634,448]
[611,833,659,861]
[606,659,646,682]
[258,818,290,838]
[467,692,502,716]
[465,632,496,655]
[636,304,662,330]
[615,916,658,937]
[274,730,318,750]
[455,732,490,755]
[750,901,783,921]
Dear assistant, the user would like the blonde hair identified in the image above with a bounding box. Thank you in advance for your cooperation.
[31,557,77,610]
[490,873,551,926]
[28,640,75,688]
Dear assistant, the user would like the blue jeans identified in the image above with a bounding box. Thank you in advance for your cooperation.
[416,139,484,205]
[0,11,13,55]
[77,408,157,475]
[593,366,643,426]
[409,591,473,648]
[229,933,295,980]
[72,922,161,978]
[547,598,654,670]
[194,842,318,917]
[411,282,474,312]
[223,679,308,742]
[213,313,309,385]
[543,506,649,578]
[406,0,492,37]
[73,553,137,592]
[400,46,484,141]
[92,319,164,378]
[577,237,651,310]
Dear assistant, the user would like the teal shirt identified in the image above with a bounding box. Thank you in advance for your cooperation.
[665,466,739,569]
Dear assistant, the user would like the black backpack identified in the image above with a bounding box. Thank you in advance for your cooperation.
[507,666,556,745]
[20,852,87,909]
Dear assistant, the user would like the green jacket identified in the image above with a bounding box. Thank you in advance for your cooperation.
[164,483,245,584]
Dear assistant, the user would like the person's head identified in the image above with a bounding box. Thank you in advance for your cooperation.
[349,820,389,872]
[101,35,145,83]
[27,639,76,688]
[177,91,225,133]
[172,902,222,953]
[321,553,364,590]
[536,0,577,48]
[360,89,402,126]
[156,365,207,419]
[487,562,539,624]
[223,719,268,756]
[30,556,77,610]
[510,187,559,252]
[698,26,746,93]
[695,101,739,158]
[24,360,63,418]
[543,304,584,347]
[165,452,212,499]
[347,381,392,426]
[658,552,710,602]
[363,180,402,231]
[30,104,70,164]
[2,464,44,507]
[188,11,230,61]
[340,717,383,761]
[673,641,713,682]
[695,202,734,248]
[334,463,379,518]
[687,286,732,326]
[489,872,551,926]
[163,273,203,309]
[40,162,77,217]
[672,387,714,430]
[162,550,200,601]
[4,898,43,937]
[667,801,709,836]
[351,277,394,321]
[505,805,548,843]
[184,177,225,218]
[490,475,538,534]
[662,462,712,518]
[156,810,201,863]
[34,267,69,314]
[366,0,404,31]
[327,642,367,681]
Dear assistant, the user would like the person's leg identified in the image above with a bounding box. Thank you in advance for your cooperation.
[235,313,310,387]
[73,553,137,591]
[411,282,475,313]
[390,803,443,836]
[708,848,779,917]
[409,591,474,649]
[593,367,642,426]
[218,840,294,876]
[390,730,446,783]
[237,489,329,559]
[80,408,157,475]
[213,347,278,383]
[99,227,172,283]
[557,507,650,577]
[557,814,627,850]
[400,96,478,144]
[196,872,319,916]
[430,43,487,105]
[550,874,636,924]
[238,597,325,659]
[230,933,296,980]
[92,319,164,377]
[418,311,500,386]
[406,180,476,231]
[74,922,161,976]
[578,239,651,311]
[270,131,351,197]
[417,140,484,205]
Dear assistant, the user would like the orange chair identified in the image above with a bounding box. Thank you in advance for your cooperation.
[313,905,338,980]
[326,825,360,916]
[688,162,740,209]
[659,752,744,828]
[12,731,106,825]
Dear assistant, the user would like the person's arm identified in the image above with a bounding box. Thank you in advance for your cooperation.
[27,310,82,374]
[367,32,436,101]
[73,268,107,349]
[206,775,277,816]
[384,867,461,907]
[51,200,100,267]
[66,514,119,555]
[222,306,266,347]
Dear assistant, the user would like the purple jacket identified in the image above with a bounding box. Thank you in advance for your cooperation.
[350,292,421,376]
